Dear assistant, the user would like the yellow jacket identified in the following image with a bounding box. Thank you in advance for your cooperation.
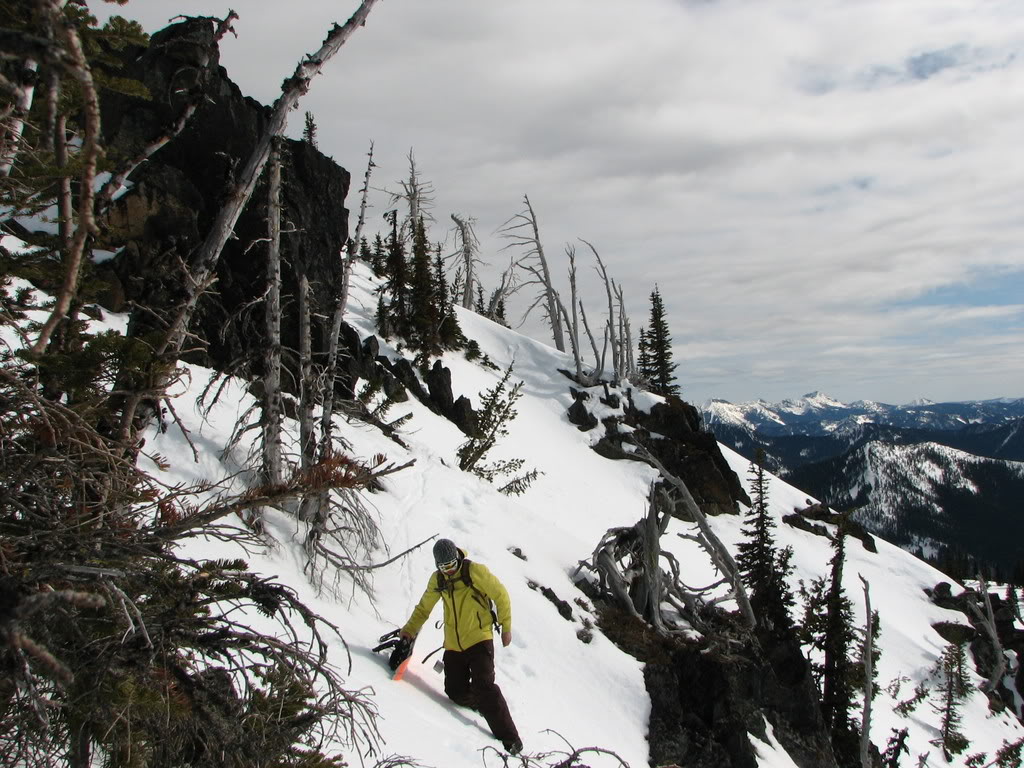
[402,559,512,651]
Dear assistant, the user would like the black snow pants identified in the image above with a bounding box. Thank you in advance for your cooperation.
[443,640,520,744]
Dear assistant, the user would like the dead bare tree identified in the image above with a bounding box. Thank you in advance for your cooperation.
[615,282,636,382]
[578,300,605,381]
[262,138,285,491]
[627,441,755,629]
[28,0,101,357]
[0,45,38,177]
[450,213,481,309]
[336,141,375,318]
[575,483,684,633]
[301,143,376,531]
[580,238,621,383]
[560,244,586,382]
[485,255,521,320]
[968,575,1007,694]
[576,439,756,635]
[383,148,434,242]
[297,271,317,494]
[860,574,874,768]
[499,195,566,352]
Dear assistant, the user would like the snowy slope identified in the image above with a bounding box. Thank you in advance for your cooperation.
[6,253,1023,767]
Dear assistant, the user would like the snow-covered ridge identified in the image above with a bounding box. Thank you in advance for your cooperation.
[702,391,1024,438]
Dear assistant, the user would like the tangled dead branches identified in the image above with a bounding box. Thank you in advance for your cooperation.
[0,357,383,767]
[479,730,632,767]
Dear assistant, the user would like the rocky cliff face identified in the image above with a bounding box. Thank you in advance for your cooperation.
[98,19,350,375]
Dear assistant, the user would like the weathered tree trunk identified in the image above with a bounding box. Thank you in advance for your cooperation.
[304,145,373,526]
[54,114,72,251]
[636,484,669,630]
[859,575,874,768]
[579,481,707,635]
[631,443,756,629]
[0,59,37,177]
[394,148,433,238]
[971,575,1007,693]
[578,301,604,381]
[616,283,635,380]
[581,239,620,384]
[30,1,100,357]
[318,142,374,452]
[262,140,284,488]
[561,245,584,382]
[499,195,565,352]
[296,268,319,524]
[486,259,519,319]
[451,213,479,310]
[526,195,565,352]
[298,271,316,476]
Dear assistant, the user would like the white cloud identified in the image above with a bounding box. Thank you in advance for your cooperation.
[98,0,1024,404]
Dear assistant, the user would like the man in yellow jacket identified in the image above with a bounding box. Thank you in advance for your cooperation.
[401,538,522,754]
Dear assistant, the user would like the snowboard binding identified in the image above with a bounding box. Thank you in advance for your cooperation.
[373,629,414,678]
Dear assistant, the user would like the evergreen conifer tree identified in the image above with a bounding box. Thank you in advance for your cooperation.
[1006,583,1021,622]
[435,247,464,349]
[637,327,652,384]
[932,640,971,760]
[370,233,387,277]
[407,217,439,352]
[736,450,795,637]
[302,110,318,147]
[379,211,408,336]
[645,286,679,396]
[456,362,539,494]
[494,297,508,327]
[881,728,910,768]
[821,524,860,766]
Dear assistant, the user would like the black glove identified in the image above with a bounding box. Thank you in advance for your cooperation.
[373,629,414,670]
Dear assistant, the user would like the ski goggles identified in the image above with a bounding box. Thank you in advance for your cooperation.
[437,557,459,575]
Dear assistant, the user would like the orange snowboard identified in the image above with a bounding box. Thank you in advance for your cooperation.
[392,655,412,681]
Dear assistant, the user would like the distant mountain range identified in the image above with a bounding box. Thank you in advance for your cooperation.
[705,391,1024,439]
[702,393,1024,575]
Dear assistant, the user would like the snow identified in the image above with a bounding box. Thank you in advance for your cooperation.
[5,258,1023,767]
[91,248,118,264]
[1,233,38,255]
[751,717,802,768]
[93,170,133,201]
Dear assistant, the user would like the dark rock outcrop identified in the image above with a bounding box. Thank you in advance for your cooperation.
[424,360,476,435]
[926,582,1024,715]
[787,502,878,553]
[93,20,485,437]
[98,19,349,377]
[567,388,599,431]
[642,631,837,768]
[591,391,749,517]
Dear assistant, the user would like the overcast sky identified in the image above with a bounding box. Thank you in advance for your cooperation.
[97,0,1024,406]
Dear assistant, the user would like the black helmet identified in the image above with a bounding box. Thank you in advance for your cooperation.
[432,538,459,568]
